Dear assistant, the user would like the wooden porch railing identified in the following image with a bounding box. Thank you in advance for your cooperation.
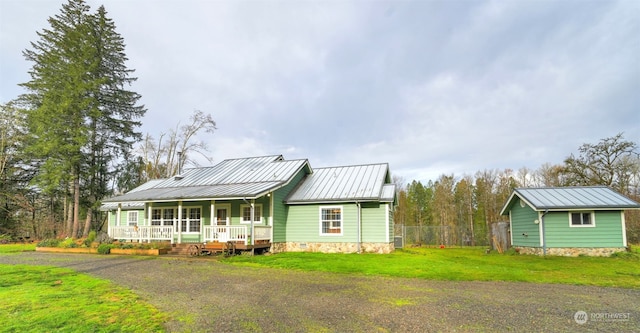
[110,226,174,243]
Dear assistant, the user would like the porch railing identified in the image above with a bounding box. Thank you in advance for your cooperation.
[110,226,174,243]
[203,225,272,243]
[203,225,248,242]
[254,225,271,241]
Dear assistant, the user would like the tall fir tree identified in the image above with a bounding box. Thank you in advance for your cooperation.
[19,0,145,237]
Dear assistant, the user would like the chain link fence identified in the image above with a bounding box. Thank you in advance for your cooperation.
[394,223,510,249]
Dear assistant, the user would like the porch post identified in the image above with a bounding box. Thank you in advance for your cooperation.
[178,201,183,243]
[250,199,255,254]
[269,192,274,241]
[117,204,122,226]
[211,200,216,226]
[147,203,152,226]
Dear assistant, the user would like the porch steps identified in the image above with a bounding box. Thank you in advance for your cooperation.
[166,242,232,256]
[167,243,196,256]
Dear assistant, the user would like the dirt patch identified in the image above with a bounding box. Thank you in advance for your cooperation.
[1,252,639,332]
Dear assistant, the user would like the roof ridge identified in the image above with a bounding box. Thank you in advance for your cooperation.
[314,162,389,170]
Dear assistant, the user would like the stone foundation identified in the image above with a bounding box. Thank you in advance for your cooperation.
[271,242,394,254]
[515,246,627,257]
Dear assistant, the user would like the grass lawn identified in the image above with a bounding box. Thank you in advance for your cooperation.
[224,246,640,289]
[0,243,36,253]
[1,244,638,332]
[0,245,166,332]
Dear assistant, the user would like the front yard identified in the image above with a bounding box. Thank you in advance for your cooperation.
[1,244,639,332]
[224,246,640,289]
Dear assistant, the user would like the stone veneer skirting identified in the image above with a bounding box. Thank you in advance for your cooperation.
[271,242,394,254]
[515,246,627,257]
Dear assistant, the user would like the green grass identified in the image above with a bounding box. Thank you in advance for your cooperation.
[0,243,36,253]
[224,247,640,289]
[0,263,166,332]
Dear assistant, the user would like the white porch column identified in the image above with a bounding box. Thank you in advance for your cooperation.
[117,204,122,226]
[250,199,255,247]
[178,201,183,243]
[269,192,274,241]
[147,203,152,226]
[211,200,216,226]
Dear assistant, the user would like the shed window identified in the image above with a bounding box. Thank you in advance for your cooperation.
[570,212,594,227]
[320,207,342,235]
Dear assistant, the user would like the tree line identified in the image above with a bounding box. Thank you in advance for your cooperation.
[0,0,215,240]
[393,133,640,245]
[1,1,639,246]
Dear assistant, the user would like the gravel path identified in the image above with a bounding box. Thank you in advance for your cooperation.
[1,252,639,332]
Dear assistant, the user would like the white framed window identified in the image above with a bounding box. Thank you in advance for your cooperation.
[570,212,595,227]
[241,204,262,224]
[127,211,138,226]
[151,208,176,230]
[320,206,343,236]
[181,207,202,233]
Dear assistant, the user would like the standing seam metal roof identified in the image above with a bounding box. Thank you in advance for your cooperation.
[500,186,640,215]
[286,163,393,203]
[103,155,311,203]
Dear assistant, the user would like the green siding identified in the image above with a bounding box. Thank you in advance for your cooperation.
[361,202,389,242]
[544,211,624,247]
[109,209,144,226]
[272,170,307,242]
[510,199,541,247]
[388,204,394,242]
[226,197,270,226]
[286,202,390,243]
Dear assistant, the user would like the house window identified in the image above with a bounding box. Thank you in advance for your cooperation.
[320,207,342,235]
[127,211,138,226]
[151,208,176,229]
[181,207,201,232]
[570,212,594,227]
[241,204,262,223]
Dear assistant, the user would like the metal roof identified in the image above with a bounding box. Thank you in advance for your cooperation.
[500,186,640,215]
[286,163,393,204]
[103,155,311,204]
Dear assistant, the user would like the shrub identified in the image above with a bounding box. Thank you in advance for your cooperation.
[97,243,112,255]
[60,238,78,248]
[37,239,60,247]
[0,234,11,244]
[87,230,97,243]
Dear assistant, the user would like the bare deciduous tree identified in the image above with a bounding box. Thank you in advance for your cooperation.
[139,110,216,181]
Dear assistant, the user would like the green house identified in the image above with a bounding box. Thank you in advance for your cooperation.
[500,186,640,256]
[101,155,396,253]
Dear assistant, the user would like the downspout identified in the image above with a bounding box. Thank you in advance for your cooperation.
[541,210,549,256]
[356,201,361,254]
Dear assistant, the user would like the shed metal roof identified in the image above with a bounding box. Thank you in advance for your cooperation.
[286,163,393,204]
[102,155,310,204]
[500,186,640,215]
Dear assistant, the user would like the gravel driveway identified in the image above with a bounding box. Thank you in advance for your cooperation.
[1,252,639,332]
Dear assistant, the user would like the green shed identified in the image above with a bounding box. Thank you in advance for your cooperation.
[500,186,640,256]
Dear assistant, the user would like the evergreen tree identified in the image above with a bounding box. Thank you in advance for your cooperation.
[19,0,145,237]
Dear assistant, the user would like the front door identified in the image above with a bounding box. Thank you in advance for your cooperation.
[216,208,228,226]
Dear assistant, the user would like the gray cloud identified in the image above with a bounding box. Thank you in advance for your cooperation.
[1,0,638,183]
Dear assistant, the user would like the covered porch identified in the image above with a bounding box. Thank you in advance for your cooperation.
[108,224,272,250]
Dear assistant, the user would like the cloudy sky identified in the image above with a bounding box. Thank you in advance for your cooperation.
[1,0,639,183]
